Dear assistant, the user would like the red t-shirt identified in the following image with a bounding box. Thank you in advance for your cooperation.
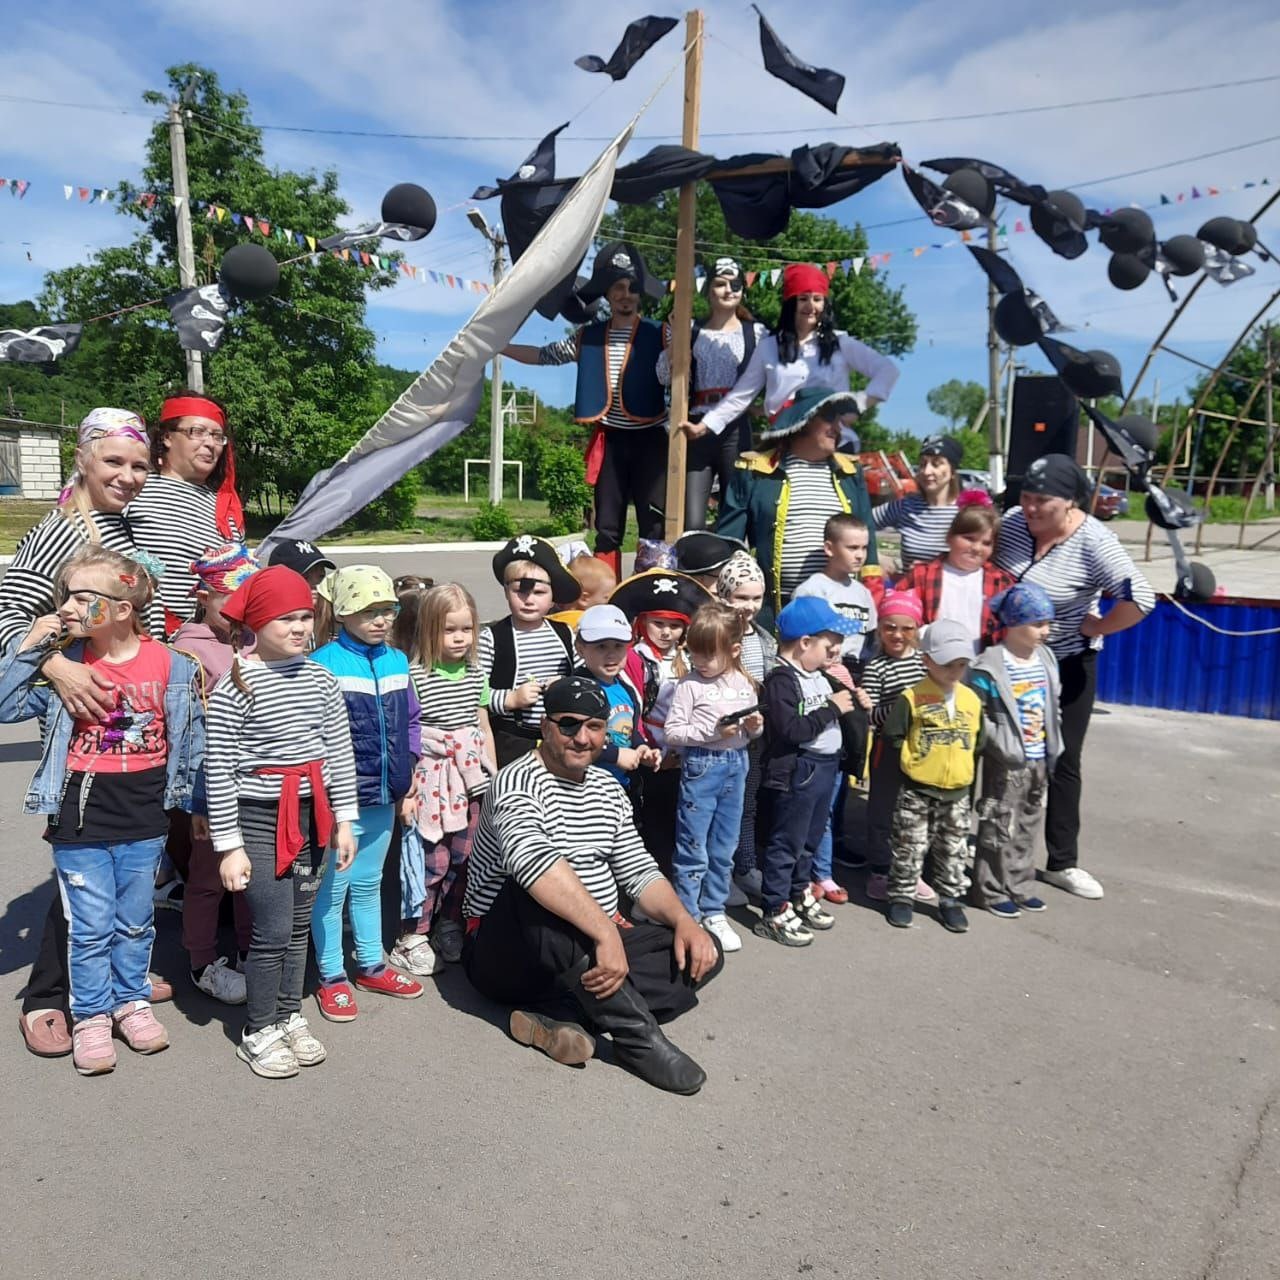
[67,638,171,774]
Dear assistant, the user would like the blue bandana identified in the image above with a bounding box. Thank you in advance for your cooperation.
[989,582,1055,626]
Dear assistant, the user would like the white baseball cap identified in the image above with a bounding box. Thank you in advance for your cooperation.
[577,604,632,644]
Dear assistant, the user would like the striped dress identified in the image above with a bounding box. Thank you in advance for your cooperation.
[126,473,237,623]
[205,655,360,853]
[872,495,958,570]
[994,511,1156,660]
[463,751,664,919]
[0,508,162,651]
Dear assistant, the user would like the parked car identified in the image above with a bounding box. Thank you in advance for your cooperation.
[957,468,993,496]
[1090,481,1130,520]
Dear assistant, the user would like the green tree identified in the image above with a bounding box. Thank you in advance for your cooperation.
[925,379,986,431]
[30,64,418,526]
[600,186,916,427]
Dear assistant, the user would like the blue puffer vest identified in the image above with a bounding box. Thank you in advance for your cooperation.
[311,630,413,807]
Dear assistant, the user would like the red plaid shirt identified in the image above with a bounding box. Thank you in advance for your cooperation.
[895,556,1015,650]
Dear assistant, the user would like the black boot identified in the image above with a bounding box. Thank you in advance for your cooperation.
[570,975,706,1095]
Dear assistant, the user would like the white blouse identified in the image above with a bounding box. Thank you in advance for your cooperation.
[699,331,900,437]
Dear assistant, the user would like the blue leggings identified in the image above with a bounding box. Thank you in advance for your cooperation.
[311,804,395,983]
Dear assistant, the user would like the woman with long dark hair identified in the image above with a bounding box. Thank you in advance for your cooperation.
[658,257,766,530]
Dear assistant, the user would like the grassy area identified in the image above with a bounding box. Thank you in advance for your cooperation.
[1117,493,1279,523]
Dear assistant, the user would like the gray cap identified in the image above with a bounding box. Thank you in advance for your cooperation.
[920,618,974,666]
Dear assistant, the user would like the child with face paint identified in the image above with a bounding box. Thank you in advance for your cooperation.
[0,545,205,1076]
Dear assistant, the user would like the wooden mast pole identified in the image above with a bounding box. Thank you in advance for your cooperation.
[663,9,704,544]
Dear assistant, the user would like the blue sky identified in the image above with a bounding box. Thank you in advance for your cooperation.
[2,0,1279,435]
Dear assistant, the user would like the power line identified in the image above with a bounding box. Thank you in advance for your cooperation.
[3,72,1278,144]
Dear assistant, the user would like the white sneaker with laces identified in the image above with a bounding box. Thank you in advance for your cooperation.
[701,913,742,953]
[1041,867,1104,899]
[279,1013,327,1067]
[391,933,441,976]
[236,1025,299,1079]
[194,956,247,1005]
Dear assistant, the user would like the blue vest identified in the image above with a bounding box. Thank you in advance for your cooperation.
[311,631,414,807]
[573,319,666,425]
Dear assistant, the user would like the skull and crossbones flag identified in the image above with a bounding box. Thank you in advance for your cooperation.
[318,222,429,252]
[0,323,83,363]
[165,283,231,352]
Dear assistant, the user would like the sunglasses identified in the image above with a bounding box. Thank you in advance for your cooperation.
[59,587,126,606]
[548,714,604,738]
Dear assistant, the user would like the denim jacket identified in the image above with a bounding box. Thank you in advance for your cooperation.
[0,637,206,817]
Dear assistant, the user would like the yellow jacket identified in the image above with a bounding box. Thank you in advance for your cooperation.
[884,678,983,795]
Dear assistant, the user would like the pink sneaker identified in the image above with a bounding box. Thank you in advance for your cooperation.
[866,873,889,901]
[914,878,939,904]
[112,1000,169,1054]
[72,1014,117,1076]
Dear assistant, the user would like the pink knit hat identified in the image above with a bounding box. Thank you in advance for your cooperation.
[879,589,924,626]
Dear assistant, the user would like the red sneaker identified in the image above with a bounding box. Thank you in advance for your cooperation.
[354,968,423,1000]
[315,982,359,1022]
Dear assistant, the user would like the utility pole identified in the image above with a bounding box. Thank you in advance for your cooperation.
[167,95,203,393]
[663,8,705,542]
[1265,324,1276,512]
[985,213,1004,493]
[468,209,508,504]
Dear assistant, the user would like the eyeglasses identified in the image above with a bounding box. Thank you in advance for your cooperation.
[547,715,604,738]
[356,604,400,620]
[169,426,228,446]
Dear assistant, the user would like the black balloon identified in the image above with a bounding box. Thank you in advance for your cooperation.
[1061,348,1123,399]
[381,183,437,235]
[1108,253,1150,290]
[1177,561,1217,603]
[943,167,995,218]
[1197,216,1255,256]
[1117,414,1158,452]
[1099,208,1154,254]
[994,291,1042,346]
[1044,189,1086,231]
[218,244,279,301]
[1161,235,1205,277]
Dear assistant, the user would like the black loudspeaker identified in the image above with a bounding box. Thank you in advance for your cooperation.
[1004,376,1079,509]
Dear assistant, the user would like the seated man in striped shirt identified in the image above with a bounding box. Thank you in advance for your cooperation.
[462,677,721,1095]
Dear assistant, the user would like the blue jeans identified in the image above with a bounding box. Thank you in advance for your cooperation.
[808,766,849,883]
[53,837,166,1020]
[760,751,840,915]
[673,747,748,919]
[312,804,395,982]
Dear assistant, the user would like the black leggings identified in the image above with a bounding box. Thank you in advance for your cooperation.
[684,416,751,531]
[593,425,667,553]
[1045,649,1097,873]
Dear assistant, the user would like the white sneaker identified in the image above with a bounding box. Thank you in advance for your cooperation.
[701,913,742,953]
[1041,867,1104,900]
[391,933,441,976]
[236,1024,299,1079]
[193,956,247,1005]
[278,1013,326,1067]
[725,879,749,908]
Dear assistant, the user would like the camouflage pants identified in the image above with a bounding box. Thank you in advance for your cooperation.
[971,761,1047,906]
[888,785,971,904]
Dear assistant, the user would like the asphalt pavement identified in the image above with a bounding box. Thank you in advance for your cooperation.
[0,681,1276,1277]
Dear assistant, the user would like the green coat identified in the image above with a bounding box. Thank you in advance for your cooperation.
[716,446,882,629]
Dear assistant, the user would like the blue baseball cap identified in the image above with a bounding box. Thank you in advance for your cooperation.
[776,596,864,641]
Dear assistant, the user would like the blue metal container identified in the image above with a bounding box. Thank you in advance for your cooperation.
[1097,595,1280,720]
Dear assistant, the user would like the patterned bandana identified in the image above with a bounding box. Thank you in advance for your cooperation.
[189,541,261,597]
[988,582,1056,626]
[316,565,397,617]
[59,407,149,505]
[716,551,765,599]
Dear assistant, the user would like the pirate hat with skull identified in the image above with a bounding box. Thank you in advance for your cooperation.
[491,534,581,605]
[609,568,710,625]
[578,240,664,304]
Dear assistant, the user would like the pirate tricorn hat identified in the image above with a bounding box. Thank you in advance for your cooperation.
[609,569,710,624]
[578,240,664,304]
[492,534,581,606]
